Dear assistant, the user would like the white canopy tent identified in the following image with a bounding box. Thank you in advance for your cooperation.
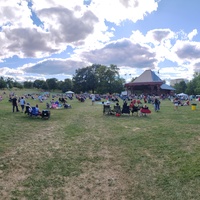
[65,91,74,94]
[177,93,188,100]
[177,93,188,96]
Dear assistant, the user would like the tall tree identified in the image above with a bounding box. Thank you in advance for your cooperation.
[58,79,73,93]
[5,77,14,88]
[95,64,123,94]
[85,64,99,93]
[72,68,88,93]
[13,81,23,89]
[0,77,7,89]
[174,81,187,94]
[24,81,33,88]
[41,82,49,90]
[46,78,58,91]
[33,80,45,89]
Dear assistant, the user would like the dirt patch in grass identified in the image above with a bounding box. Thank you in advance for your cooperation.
[0,122,60,199]
[59,145,131,200]
[0,118,133,200]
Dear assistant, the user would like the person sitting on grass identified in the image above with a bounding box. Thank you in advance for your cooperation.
[24,102,32,115]
[35,104,42,116]
[46,102,50,109]
[184,100,190,106]
[63,102,72,109]
[140,104,151,116]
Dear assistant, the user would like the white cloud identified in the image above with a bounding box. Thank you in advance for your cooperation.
[89,0,158,25]
[173,40,200,61]
[0,0,32,28]
[188,29,198,40]
[0,0,199,82]
[81,38,157,69]
[19,58,89,75]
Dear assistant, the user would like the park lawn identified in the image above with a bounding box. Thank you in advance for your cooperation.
[0,90,200,200]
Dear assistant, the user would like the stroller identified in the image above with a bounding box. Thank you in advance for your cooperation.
[41,110,50,119]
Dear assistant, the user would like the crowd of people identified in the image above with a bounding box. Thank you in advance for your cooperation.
[1,90,197,117]
[5,91,72,114]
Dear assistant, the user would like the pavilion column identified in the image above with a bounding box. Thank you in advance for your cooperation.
[131,87,134,94]
[150,85,154,94]
[157,84,160,95]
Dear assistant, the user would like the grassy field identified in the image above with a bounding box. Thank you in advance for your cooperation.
[0,89,200,200]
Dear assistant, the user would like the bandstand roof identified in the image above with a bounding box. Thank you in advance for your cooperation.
[125,69,163,87]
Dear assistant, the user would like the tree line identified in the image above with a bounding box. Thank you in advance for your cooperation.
[0,64,125,94]
[173,72,200,95]
[1,64,200,95]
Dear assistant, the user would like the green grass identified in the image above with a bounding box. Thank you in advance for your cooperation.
[0,89,200,199]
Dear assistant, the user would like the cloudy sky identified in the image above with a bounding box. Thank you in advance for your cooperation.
[0,0,200,83]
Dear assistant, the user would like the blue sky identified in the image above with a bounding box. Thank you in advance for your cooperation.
[0,0,200,83]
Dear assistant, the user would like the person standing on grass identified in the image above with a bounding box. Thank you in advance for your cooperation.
[154,97,160,112]
[20,96,26,113]
[91,94,95,105]
[12,95,19,112]
[173,97,179,111]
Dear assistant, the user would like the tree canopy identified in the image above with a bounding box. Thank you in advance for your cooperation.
[1,65,200,95]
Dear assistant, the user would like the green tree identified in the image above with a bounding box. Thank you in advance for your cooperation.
[13,81,23,89]
[58,79,73,93]
[33,80,45,89]
[72,67,90,93]
[85,64,99,93]
[112,78,126,93]
[46,78,58,91]
[95,64,124,94]
[0,77,7,89]
[185,72,200,95]
[95,65,108,94]
[41,82,49,90]
[24,81,33,88]
[72,64,125,94]
[174,81,187,94]
[185,81,195,95]
[5,77,14,88]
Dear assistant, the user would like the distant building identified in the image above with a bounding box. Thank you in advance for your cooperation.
[170,78,188,86]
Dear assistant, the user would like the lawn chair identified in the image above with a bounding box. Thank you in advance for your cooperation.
[29,107,40,117]
[103,105,111,115]
[113,105,121,114]
[122,105,130,115]
[131,105,140,116]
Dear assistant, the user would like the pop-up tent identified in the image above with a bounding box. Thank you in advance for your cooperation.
[177,93,188,100]
[65,91,74,94]
[177,93,188,96]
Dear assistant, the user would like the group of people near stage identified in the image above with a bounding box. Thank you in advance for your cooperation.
[129,97,161,113]
[128,99,152,115]
[103,95,162,116]
[110,99,153,116]
[173,97,190,111]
